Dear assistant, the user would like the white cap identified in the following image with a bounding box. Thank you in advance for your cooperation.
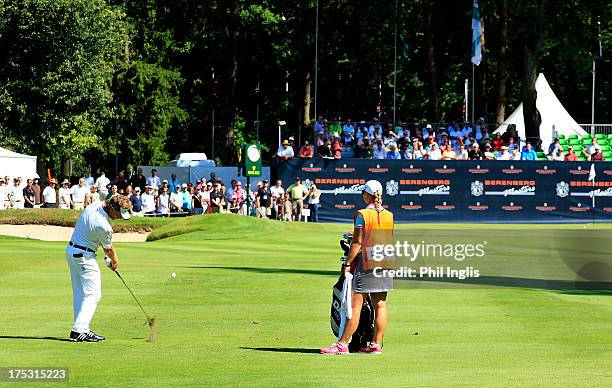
[426,124,432,129]
[362,180,383,195]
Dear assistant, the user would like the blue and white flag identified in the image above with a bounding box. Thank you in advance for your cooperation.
[471,0,484,66]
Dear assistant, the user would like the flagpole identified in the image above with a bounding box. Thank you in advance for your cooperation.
[464,79,469,122]
[392,0,398,128]
[471,64,475,123]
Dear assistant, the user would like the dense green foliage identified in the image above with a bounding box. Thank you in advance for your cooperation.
[0,0,609,172]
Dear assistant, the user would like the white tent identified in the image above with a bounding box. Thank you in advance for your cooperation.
[0,147,39,179]
[494,73,587,145]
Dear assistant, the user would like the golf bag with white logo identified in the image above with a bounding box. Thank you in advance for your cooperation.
[330,233,375,353]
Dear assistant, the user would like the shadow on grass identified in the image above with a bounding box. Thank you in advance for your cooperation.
[0,335,72,342]
[184,266,338,277]
[240,346,320,354]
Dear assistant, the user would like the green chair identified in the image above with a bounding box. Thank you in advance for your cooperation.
[569,139,581,146]
[597,139,608,146]
[573,145,583,152]
[607,134,612,140]
[595,133,606,140]
[582,139,592,145]
[536,151,545,158]
[561,144,569,151]
[603,151,612,159]
[577,156,587,161]
[559,139,568,145]
[568,134,579,140]
[582,134,592,140]
[599,145,610,152]
[558,134,565,140]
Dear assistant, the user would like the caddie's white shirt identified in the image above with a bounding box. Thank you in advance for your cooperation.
[141,193,156,213]
[69,201,113,251]
[42,186,57,203]
[71,185,89,203]
[270,186,284,199]
[59,187,72,206]
[95,175,110,192]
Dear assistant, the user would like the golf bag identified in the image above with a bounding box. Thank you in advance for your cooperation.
[330,233,375,353]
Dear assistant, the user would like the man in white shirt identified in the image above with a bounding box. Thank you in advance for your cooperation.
[373,141,387,159]
[71,178,89,210]
[428,143,442,160]
[9,178,25,209]
[146,169,162,192]
[59,180,72,209]
[66,195,132,342]
[141,185,156,214]
[95,172,110,201]
[276,140,295,160]
[170,185,183,212]
[42,178,58,208]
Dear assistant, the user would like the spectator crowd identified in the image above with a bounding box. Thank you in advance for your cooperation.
[0,169,322,223]
[276,116,612,162]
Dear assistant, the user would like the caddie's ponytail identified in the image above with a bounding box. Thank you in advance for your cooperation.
[374,190,383,213]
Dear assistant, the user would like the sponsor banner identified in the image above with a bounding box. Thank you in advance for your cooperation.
[274,159,612,223]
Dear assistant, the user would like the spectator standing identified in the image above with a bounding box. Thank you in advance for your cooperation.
[146,169,162,192]
[128,168,145,192]
[169,185,182,212]
[232,181,246,215]
[0,177,7,210]
[9,178,25,208]
[286,177,308,222]
[71,178,89,210]
[168,173,180,193]
[95,172,110,201]
[270,180,284,220]
[59,179,72,209]
[200,183,212,214]
[115,170,128,193]
[192,187,204,215]
[314,115,325,134]
[256,180,272,218]
[282,193,292,221]
[142,186,157,215]
[85,185,101,207]
[306,184,321,222]
[83,172,94,187]
[565,146,578,161]
[157,187,170,216]
[131,187,143,216]
[23,179,35,208]
[210,183,224,213]
[180,183,192,212]
[32,178,42,205]
[42,179,58,208]
[276,140,295,160]
[299,141,314,158]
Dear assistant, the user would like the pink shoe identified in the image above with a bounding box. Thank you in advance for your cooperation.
[320,342,349,355]
[360,343,382,354]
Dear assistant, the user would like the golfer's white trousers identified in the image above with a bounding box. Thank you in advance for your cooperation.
[66,247,101,333]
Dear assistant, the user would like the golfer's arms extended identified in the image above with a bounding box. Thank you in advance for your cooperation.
[345,228,363,266]
[103,245,119,271]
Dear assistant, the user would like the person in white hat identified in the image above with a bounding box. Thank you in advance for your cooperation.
[321,179,394,355]
[58,179,72,209]
[66,195,132,342]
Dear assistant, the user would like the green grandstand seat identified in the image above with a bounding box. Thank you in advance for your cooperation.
[568,134,579,140]
[597,139,608,146]
[536,151,545,158]
[558,134,565,140]
[573,145,583,152]
[559,139,568,145]
[577,156,587,161]
[537,158,548,161]
[561,144,569,151]
[595,134,605,140]
[582,139,592,145]
[599,145,610,152]
[607,134,612,140]
[603,151,612,159]
[582,134,592,140]
[569,139,581,145]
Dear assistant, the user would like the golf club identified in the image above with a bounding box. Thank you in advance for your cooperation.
[105,257,157,342]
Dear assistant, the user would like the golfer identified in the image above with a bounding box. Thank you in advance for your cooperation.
[321,180,393,355]
[66,195,132,342]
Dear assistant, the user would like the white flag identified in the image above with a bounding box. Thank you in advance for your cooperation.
[588,164,596,182]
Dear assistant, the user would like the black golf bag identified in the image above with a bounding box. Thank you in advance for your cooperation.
[330,233,375,353]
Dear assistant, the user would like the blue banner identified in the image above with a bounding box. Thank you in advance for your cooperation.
[274,159,612,223]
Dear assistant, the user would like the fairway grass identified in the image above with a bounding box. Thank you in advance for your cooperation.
[0,215,611,386]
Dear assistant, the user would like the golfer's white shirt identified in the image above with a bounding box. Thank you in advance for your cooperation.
[70,201,113,251]
[42,186,57,204]
[141,193,156,213]
[71,185,89,203]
